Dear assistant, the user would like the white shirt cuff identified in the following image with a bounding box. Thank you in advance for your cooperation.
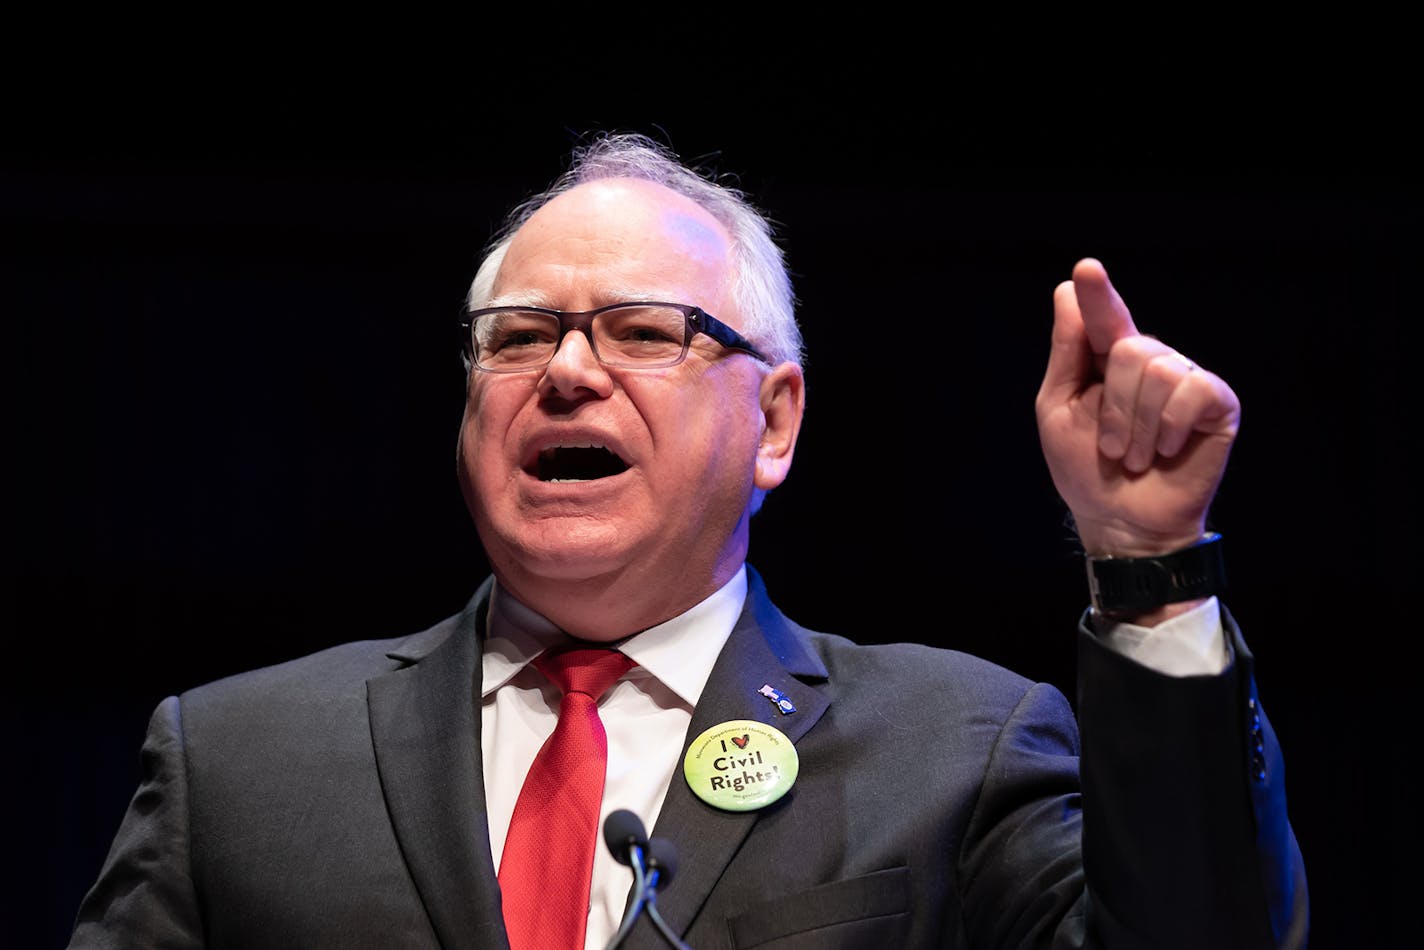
[1097,596,1228,675]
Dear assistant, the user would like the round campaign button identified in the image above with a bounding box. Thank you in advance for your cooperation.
[683,719,799,812]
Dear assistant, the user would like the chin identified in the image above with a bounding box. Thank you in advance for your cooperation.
[481,514,640,583]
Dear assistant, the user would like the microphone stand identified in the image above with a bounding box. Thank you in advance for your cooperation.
[604,842,648,950]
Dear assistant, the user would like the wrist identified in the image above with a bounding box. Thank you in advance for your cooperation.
[1071,514,1209,559]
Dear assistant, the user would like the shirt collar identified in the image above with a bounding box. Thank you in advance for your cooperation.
[480,566,747,708]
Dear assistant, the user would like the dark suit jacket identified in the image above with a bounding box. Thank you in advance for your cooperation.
[69,567,1308,948]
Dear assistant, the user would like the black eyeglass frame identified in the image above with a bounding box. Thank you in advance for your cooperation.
[459,301,771,372]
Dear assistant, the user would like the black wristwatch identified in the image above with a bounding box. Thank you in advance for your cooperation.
[1085,532,1226,615]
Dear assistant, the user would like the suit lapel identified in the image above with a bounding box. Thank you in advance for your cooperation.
[638,569,831,946]
[367,581,510,950]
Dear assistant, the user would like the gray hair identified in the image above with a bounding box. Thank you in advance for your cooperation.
[466,133,804,368]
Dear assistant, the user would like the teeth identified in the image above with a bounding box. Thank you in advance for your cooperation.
[539,442,606,460]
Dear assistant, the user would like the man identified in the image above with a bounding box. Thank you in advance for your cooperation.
[69,133,1308,948]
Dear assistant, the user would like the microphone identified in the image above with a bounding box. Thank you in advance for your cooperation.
[604,808,649,867]
[603,810,651,950]
[602,811,691,950]
[644,836,678,885]
[641,837,688,949]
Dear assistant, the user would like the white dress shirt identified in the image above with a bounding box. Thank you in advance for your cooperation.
[479,566,1224,950]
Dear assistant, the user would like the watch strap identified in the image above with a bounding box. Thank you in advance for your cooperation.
[1086,532,1226,614]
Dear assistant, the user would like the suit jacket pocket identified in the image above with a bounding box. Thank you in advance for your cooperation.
[725,866,910,949]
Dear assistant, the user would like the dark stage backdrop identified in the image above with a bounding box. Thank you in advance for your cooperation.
[6,65,1418,948]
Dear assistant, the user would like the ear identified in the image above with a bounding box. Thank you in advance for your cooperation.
[754,361,806,491]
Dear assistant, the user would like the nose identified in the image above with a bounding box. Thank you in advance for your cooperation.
[538,327,614,400]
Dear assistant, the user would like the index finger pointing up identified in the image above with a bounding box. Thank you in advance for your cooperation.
[1072,258,1140,355]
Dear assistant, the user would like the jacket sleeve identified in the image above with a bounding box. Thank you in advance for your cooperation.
[1074,606,1310,949]
[68,696,205,949]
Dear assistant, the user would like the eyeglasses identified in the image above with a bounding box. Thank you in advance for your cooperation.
[459,301,770,373]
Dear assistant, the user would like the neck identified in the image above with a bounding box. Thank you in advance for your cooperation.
[492,552,746,642]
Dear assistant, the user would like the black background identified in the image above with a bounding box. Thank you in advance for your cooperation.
[6,21,1419,948]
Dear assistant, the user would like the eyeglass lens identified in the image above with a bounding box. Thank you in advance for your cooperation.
[471,305,690,369]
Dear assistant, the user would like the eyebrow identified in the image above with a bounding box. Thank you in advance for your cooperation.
[481,291,557,309]
[481,287,691,310]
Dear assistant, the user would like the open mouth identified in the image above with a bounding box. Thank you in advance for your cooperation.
[534,444,630,482]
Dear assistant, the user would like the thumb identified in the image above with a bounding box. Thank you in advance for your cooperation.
[1038,277,1093,404]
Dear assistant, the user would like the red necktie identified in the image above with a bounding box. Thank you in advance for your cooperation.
[499,647,636,950]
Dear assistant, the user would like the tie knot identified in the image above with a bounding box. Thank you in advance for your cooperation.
[533,647,635,701]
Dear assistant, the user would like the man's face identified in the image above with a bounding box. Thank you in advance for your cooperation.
[457,178,801,632]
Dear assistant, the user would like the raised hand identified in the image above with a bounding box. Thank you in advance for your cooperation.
[1035,259,1240,558]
